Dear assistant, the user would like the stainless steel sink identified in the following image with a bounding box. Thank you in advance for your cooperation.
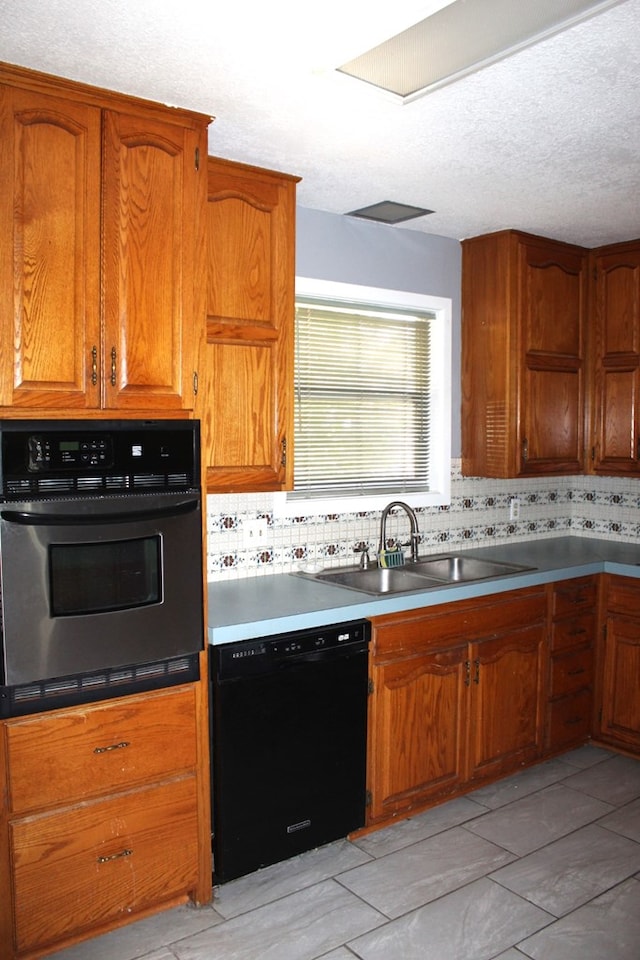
[296,565,446,596]
[413,555,533,582]
[293,554,534,596]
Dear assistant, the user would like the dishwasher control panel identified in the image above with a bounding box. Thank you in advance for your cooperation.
[212,620,370,681]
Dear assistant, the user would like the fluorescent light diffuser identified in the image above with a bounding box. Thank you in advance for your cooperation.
[346,201,434,224]
[337,0,627,100]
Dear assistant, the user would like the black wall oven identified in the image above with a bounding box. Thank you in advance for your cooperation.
[0,419,204,717]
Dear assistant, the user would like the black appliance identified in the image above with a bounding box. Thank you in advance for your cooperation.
[0,419,204,717]
[210,619,370,883]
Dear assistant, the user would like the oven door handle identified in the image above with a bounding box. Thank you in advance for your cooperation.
[0,498,199,526]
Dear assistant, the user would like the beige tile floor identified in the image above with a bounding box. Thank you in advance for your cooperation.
[48,745,640,960]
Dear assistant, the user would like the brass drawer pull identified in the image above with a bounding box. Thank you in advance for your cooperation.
[567,667,586,676]
[96,848,133,864]
[93,740,130,754]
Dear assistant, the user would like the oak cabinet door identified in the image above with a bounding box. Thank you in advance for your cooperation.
[367,646,467,824]
[102,110,202,410]
[600,613,640,750]
[0,86,101,409]
[518,239,586,475]
[591,244,640,475]
[197,158,298,492]
[467,623,546,782]
[461,230,587,477]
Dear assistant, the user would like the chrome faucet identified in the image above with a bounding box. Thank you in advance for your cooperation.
[379,501,421,563]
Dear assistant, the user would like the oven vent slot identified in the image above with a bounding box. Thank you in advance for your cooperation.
[0,654,200,718]
[75,476,110,492]
[167,472,190,488]
[105,475,130,490]
[3,472,195,500]
[132,473,167,488]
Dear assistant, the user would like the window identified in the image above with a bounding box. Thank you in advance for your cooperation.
[274,278,451,516]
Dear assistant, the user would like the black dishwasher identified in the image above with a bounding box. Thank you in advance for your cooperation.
[209,619,370,882]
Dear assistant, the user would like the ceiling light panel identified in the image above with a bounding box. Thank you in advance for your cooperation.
[337,0,627,100]
[346,201,435,224]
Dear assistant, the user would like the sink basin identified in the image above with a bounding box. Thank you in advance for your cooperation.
[296,565,445,596]
[413,555,533,582]
[293,554,535,596]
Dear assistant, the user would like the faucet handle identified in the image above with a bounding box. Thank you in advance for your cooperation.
[354,544,372,569]
[400,535,420,562]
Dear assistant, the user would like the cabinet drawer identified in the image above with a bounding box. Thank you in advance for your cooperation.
[548,688,592,749]
[11,775,198,955]
[606,576,640,618]
[551,613,595,653]
[552,576,597,618]
[550,647,593,698]
[6,686,197,814]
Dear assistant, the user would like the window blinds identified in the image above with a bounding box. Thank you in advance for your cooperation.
[291,298,434,499]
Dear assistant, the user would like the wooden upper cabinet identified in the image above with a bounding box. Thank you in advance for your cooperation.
[102,109,204,411]
[590,241,640,475]
[462,230,587,477]
[0,85,102,409]
[197,157,299,492]
[0,63,210,416]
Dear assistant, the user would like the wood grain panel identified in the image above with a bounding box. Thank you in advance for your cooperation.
[6,686,197,814]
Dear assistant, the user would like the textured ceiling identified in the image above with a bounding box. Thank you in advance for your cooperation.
[1,0,639,247]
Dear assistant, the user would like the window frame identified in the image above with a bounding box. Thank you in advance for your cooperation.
[273,277,451,517]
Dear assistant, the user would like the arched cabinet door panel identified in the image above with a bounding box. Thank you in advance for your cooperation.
[591,244,640,475]
[0,86,101,409]
[197,157,299,492]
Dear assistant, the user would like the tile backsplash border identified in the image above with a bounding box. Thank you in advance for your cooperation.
[206,461,640,581]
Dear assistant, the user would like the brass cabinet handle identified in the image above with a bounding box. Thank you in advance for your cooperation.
[280,437,287,467]
[110,346,117,387]
[91,345,98,386]
[473,658,480,684]
[97,848,133,864]
[93,740,130,754]
[464,659,471,686]
[522,437,529,463]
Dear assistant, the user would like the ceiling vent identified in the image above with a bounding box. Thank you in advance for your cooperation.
[346,201,435,224]
[337,0,626,101]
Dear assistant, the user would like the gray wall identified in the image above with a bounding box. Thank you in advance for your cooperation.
[295,207,462,456]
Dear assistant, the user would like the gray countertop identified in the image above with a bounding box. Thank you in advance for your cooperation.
[207,536,640,645]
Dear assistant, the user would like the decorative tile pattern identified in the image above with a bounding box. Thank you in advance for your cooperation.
[206,464,640,580]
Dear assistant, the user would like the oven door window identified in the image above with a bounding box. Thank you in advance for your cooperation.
[49,536,162,616]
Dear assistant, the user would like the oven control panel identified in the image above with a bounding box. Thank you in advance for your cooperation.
[0,419,200,499]
[27,435,114,471]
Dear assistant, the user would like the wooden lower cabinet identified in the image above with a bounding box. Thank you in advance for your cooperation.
[546,577,596,753]
[598,575,640,752]
[367,645,468,823]
[366,586,547,827]
[467,624,546,782]
[0,678,212,960]
[12,778,198,954]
